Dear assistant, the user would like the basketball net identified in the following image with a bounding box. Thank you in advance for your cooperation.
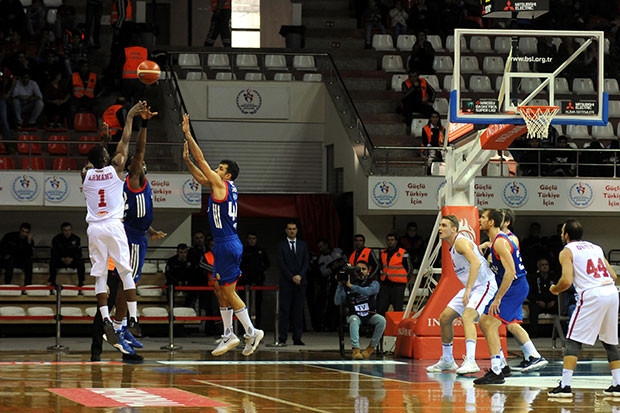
[516,105,560,140]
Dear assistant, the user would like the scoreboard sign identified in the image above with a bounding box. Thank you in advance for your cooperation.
[482,0,550,19]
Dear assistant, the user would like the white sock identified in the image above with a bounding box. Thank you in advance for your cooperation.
[562,368,574,387]
[612,368,620,386]
[99,306,110,321]
[465,339,476,360]
[220,307,234,336]
[234,307,255,336]
[122,317,127,328]
[522,341,540,359]
[113,320,123,332]
[491,355,502,374]
[127,301,138,319]
[442,342,454,361]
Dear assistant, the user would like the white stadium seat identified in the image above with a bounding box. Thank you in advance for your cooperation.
[207,53,231,70]
[142,307,169,317]
[293,55,316,71]
[265,54,287,70]
[372,34,395,51]
[460,56,481,73]
[446,35,468,53]
[554,78,570,94]
[178,53,201,68]
[470,35,492,53]
[482,56,505,74]
[245,72,265,81]
[303,73,322,82]
[274,72,294,81]
[432,56,453,73]
[426,35,443,51]
[494,36,511,53]
[419,74,440,92]
[396,34,416,51]
[469,75,493,93]
[518,37,538,54]
[215,72,236,80]
[572,78,595,95]
[381,55,405,72]
[592,123,615,139]
[236,54,260,70]
[391,74,408,92]
[433,98,449,115]
[605,78,620,95]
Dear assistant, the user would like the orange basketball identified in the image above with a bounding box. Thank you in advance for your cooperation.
[137,60,161,85]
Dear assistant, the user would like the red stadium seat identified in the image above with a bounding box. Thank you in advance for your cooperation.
[47,135,70,155]
[0,156,14,169]
[78,135,100,155]
[22,157,46,170]
[73,112,98,132]
[17,134,42,155]
[0,142,6,154]
[52,157,78,170]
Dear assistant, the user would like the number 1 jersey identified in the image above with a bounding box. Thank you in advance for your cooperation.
[83,165,125,223]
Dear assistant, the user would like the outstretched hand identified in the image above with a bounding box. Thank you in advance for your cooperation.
[128,101,145,118]
[182,113,190,134]
[140,103,158,120]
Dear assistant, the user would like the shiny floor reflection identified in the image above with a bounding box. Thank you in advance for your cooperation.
[0,349,618,412]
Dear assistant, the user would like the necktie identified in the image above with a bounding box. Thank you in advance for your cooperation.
[290,240,296,254]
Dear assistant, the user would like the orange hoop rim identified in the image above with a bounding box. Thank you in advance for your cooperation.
[516,105,560,115]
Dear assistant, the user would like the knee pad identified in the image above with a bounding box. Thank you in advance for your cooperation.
[94,275,108,295]
[564,339,582,357]
[603,342,620,362]
[118,271,136,290]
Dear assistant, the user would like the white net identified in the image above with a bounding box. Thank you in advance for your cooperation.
[516,106,560,140]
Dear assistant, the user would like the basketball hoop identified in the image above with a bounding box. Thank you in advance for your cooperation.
[516,105,560,140]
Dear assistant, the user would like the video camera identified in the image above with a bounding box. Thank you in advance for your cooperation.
[336,264,361,283]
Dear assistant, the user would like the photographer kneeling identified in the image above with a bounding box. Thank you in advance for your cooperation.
[334,261,386,359]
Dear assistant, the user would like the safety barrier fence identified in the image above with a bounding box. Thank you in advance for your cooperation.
[0,284,279,352]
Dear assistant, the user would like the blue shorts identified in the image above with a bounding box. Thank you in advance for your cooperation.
[213,236,243,285]
[125,229,147,284]
[485,275,529,324]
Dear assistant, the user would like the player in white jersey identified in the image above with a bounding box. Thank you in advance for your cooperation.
[82,101,143,354]
[427,215,498,375]
[548,219,620,398]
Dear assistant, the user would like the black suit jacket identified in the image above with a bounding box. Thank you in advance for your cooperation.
[277,238,310,286]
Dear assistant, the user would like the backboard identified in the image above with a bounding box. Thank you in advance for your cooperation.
[448,28,608,127]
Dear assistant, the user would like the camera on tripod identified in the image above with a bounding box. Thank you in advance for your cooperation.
[336,264,361,283]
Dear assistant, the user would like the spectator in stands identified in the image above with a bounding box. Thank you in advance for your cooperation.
[9,52,37,82]
[37,48,69,91]
[0,0,27,40]
[56,0,77,40]
[164,243,191,287]
[44,70,71,129]
[239,232,271,328]
[185,230,212,310]
[536,38,559,73]
[581,139,608,177]
[0,68,15,140]
[517,138,543,176]
[521,222,547,275]
[527,258,557,337]
[377,232,411,316]
[85,0,103,49]
[101,97,129,153]
[108,0,135,80]
[544,135,576,176]
[407,0,431,34]
[398,222,426,272]
[118,40,147,104]
[364,0,387,49]
[400,70,435,128]
[349,233,379,279]
[49,222,85,288]
[334,260,386,359]
[25,0,46,40]
[0,222,34,286]
[12,71,44,128]
[204,0,232,47]
[421,111,445,174]
[408,31,434,74]
[71,58,101,113]
[314,238,346,332]
[389,1,408,44]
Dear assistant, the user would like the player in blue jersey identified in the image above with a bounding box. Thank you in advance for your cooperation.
[90,102,167,361]
[181,113,263,357]
[474,209,547,385]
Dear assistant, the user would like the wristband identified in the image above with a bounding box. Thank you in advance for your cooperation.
[141,119,149,128]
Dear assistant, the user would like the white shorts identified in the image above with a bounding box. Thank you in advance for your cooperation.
[87,220,133,279]
[447,280,497,317]
[567,286,619,346]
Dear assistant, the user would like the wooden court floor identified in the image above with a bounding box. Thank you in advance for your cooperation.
[0,345,619,412]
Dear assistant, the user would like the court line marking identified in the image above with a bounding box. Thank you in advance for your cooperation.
[194,379,332,413]
[158,360,407,366]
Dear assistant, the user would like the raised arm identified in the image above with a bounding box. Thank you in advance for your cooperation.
[181,113,226,196]
[111,101,143,177]
[127,103,158,189]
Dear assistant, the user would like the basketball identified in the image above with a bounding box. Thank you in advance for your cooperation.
[137,60,161,85]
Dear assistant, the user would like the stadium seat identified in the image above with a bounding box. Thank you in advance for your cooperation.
[565,124,591,139]
[47,135,70,155]
[518,37,538,54]
[446,35,467,53]
[274,72,294,81]
[592,123,615,139]
[215,72,236,80]
[519,78,542,94]
[293,55,316,71]
[426,35,443,51]
[554,78,570,94]
[460,56,481,73]
[43,0,62,6]
[173,307,197,317]
[73,112,98,132]
[137,285,163,296]
[265,54,288,70]
[46,8,57,24]
[0,156,14,169]
[244,72,265,81]
[77,135,99,155]
[17,134,42,155]
[494,36,511,53]
[530,99,549,106]
[410,118,426,137]
[443,75,466,92]
[433,98,449,115]
[52,157,78,170]
[25,285,50,296]
[396,34,416,51]
[495,76,504,92]
[0,306,25,316]
[22,157,46,170]
[482,56,505,74]
[516,61,529,72]
[178,53,201,68]
[0,142,6,154]
[432,56,453,73]
[470,35,492,53]
[381,55,405,72]
[236,53,260,70]
[372,34,395,51]
[27,307,54,316]
[605,78,620,95]
[142,307,169,317]
[185,71,207,80]
[609,101,620,117]
[85,307,98,317]
[572,78,595,95]
[469,75,493,93]
[391,74,408,92]
[0,284,21,296]
[303,73,322,82]
[419,75,440,92]
[207,53,230,70]
[60,307,83,317]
